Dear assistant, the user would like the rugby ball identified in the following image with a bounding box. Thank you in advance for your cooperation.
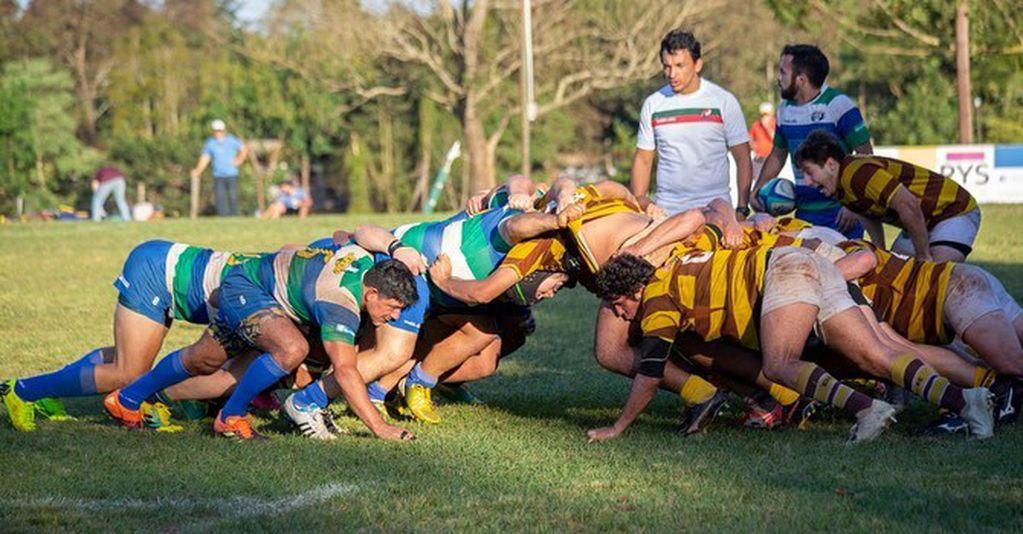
[757,178,796,216]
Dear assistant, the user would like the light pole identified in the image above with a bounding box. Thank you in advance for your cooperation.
[520,0,536,179]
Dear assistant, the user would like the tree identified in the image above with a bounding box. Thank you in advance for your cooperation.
[381,0,723,192]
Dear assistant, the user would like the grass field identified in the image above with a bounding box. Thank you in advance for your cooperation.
[1,208,1023,532]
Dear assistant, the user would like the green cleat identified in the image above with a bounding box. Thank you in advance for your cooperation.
[167,399,209,421]
[436,383,485,405]
[141,402,184,433]
[34,397,75,421]
[1,379,37,432]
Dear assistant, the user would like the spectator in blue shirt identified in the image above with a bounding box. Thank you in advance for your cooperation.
[191,119,248,216]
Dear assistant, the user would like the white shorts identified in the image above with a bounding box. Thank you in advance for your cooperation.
[762,247,857,325]
[796,226,848,247]
[891,207,981,257]
[943,263,1023,335]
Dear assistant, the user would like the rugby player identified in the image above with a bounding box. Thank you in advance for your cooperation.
[796,130,981,262]
[282,177,581,433]
[0,240,262,432]
[104,245,419,441]
[588,246,995,444]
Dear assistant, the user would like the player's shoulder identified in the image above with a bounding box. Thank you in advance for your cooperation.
[643,85,675,106]
[699,78,738,99]
[818,85,858,111]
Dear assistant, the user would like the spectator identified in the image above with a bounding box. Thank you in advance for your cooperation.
[749,44,873,238]
[263,178,312,219]
[191,119,248,216]
[90,165,131,221]
[630,29,752,218]
[749,101,775,179]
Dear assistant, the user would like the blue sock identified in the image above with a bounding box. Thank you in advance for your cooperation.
[291,380,330,410]
[118,350,192,410]
[367,381,388,403]
[219,354,288,419]
[13,348,106,402]
[406,363,438,389]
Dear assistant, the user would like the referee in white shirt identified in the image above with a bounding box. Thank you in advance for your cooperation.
[630,30,753,219]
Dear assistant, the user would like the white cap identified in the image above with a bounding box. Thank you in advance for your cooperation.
[211,119,226,131]
[758,102,774,115]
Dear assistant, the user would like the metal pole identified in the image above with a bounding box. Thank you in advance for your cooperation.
[520,0,535,179]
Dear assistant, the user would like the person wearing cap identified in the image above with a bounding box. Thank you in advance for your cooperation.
[749,102,776,168]
[191,119,248,216]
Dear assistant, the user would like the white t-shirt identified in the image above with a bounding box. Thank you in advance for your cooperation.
[637,79,749,215]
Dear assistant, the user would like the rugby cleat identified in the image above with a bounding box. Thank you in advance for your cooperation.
[960,387,995,440]
[1,379,37,432]
[921,411,969,436]
[166,399,209,421]
[784,399,819,430]
[847,399,896,445]
[677,390,728,436]
[141,401,184,433]
[404,384,441,424]
[251,390,282,412]
[103,391,144,430]
[436,383,485,405]
[742,399,783,430]
[34,398,74,421]
[283,394,336,440]
[989,376,1022,426]
[213,411,268,441]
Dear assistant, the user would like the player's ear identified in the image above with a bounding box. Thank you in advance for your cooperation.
[364,286,379,302]
[693,57,703,73]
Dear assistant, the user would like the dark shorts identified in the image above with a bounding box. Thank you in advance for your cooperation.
[114,240,174,326]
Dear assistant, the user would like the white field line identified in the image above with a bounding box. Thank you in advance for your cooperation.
[2,482,357,517]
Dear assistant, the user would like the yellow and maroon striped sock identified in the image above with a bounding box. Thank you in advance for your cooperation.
[890,354,965,413]
[794,362,873,416]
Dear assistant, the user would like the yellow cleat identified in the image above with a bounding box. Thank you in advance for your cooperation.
[141,401,184,433]
[404,384,441,424]
[1,379,37,432]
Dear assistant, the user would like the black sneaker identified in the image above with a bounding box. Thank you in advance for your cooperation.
[989,376,1022,426]
[677,391,728,436]
[921,411,969,436]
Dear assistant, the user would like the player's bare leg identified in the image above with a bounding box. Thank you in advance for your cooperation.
[92,305,169,392]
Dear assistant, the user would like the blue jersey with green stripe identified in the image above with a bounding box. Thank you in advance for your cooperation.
[234,244,376,344]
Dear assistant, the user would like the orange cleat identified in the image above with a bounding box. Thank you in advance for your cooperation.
[103,391,144,429]
[213,411,268,441]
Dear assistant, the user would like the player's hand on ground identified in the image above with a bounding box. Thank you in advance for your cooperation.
[507,192,535,212]
[393,247,427,276]
[557,203,585,228]
[466,191,488,215]
[429,253,452,281]
[835,207,858,233]
[645,203,667,221]
[376,424,415,441]
[586,426,621,443]
[721,222,745,248]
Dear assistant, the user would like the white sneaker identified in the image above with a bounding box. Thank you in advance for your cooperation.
[284,394,336,440]
[847,399,897,445]
[960,387,995,440]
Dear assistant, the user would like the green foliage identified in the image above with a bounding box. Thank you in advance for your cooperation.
[0,59,94,215]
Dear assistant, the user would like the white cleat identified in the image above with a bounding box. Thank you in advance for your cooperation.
[848,399,897,445]
[960,387,995,440]
[284,394,337,440]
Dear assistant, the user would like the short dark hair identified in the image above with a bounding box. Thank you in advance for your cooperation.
[794,130,847,167]
[660,30,701,62]
[782,44,829,87]
[364,259,419,307]
[595,254,656,301]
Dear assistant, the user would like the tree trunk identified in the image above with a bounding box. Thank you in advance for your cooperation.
[462,97,494,193]
[955,2,974,144]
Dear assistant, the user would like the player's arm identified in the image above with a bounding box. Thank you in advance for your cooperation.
[619,208,706,259]
[705,198,744,248]
[586,336,672,442]
[859,216,886,248]
[499,212,564,245]
[322,340,413,441]
[429,255,521,306]
[630,149,655,205]
[833,249,877,280]
[729,142,753,212]
[888,187,932,261]
[851,141,873,155]
[749,145,788,211]
[353,224,426,275]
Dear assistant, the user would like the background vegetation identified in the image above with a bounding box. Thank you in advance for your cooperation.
[1,0,1021,217]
